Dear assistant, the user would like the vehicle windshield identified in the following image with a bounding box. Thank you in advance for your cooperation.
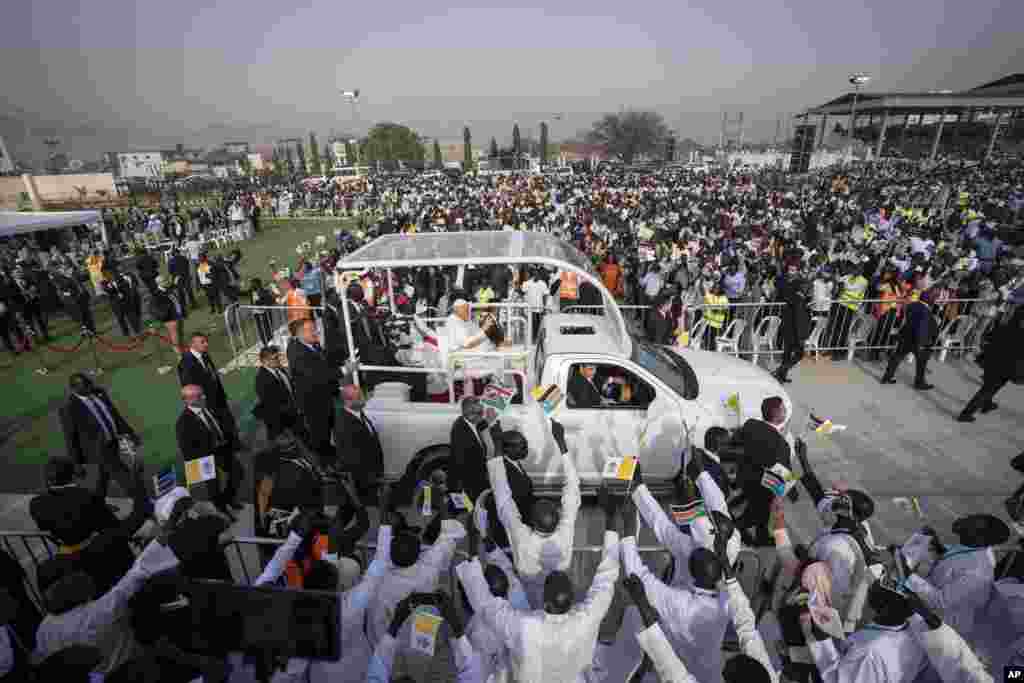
[630,337,699,400]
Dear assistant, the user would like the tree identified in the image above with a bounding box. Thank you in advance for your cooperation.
[308,132,321,175]
[539,122,549,167]
[239,155,252,177]
[360,123,425,170]
[323,145,332,174]
[586,110,670,164]
[512,124,522,168]
[295,143,306,175]
[489,137,499,159]
[433,139,443,169]
[463,126,473,170]
[344,141,357,166]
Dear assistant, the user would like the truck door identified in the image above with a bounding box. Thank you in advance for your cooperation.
[554,359,679,481]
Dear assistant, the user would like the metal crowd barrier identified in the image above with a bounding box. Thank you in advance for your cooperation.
[223,303,326,366]
[565,298,997,368]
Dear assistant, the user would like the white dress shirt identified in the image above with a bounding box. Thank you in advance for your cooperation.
[807,621,928,683]
[457,530,620,683]
[904,545,995,647]
[488,449,580,609]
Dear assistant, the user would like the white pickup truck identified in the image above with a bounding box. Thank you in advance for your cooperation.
[337,231,792,494]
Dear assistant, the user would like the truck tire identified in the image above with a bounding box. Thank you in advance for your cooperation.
[392,445,451,506]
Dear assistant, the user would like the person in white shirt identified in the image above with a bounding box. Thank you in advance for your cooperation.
[901,514,1009,649]
[620,501,736,683]
[901,590,993,683]
[455,486,622,683]
[804,580,928,683]
[445,299,496,353]
[364,504,466,651]
[486,419,580,609]
[521,270,549,336]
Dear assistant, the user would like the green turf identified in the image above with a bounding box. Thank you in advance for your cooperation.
[1,217,355,467]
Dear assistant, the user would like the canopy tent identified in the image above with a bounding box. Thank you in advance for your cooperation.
[0,210,103,240]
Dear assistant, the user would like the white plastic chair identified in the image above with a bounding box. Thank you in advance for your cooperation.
[715,318,746,357]
[804,316,827,361]
[750,315,782,366]
[937,314,976,362]
[846,313,875,361]
[684,318,709,350]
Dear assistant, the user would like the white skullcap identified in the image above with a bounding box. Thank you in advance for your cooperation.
[155,487,191,525]
[453,298,469,307]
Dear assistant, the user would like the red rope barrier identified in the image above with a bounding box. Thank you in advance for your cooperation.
[144,330,186,353]
[94,335,149,353]
[44,338,86,354]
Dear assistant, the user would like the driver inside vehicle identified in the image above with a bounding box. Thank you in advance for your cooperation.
[568,363,653,409]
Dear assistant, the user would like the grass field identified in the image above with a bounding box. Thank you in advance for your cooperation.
[0,217,356,478]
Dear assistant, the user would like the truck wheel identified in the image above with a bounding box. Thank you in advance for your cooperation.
[392,445,451,506]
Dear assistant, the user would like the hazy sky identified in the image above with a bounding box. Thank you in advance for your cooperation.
[2,0,1022,161]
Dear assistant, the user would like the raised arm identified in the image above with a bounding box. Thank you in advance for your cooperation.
[578,531,620,622]
[631,482,696,562]
[487,449,529,545]
[485,547,529,610]
[459,559,522,648]
[723,579,779,683]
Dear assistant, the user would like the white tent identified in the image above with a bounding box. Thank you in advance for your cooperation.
[0,210,104,240]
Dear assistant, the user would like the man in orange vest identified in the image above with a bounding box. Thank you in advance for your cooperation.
[559,271,579,310]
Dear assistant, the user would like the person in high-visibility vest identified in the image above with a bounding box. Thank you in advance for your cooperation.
[702,283,728,350]
[830,264,868,360]
[559,271,579,310]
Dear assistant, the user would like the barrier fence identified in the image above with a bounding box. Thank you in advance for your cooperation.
[3,528,1017,623]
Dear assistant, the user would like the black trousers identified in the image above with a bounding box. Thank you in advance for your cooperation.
[112,303,142,336]
[882,340,931,386]
[213,446,244,507]
[254,312,273,346]
[203,286,222,314]
[736,479,774,538]
[0,312,27,352]
[302,405,336,467]
[93,443,138,501]
[177,279,196,309]
[776,338,805,379]
[67,300,96,334]
[960,371,1011,417]
[21,301,48,339]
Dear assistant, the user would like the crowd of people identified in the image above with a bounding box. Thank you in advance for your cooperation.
[0,157,1023,681]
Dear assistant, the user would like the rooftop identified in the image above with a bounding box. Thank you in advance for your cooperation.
[802,73,1024,116]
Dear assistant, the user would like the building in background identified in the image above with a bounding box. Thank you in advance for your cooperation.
[118,151,164,179]
[223,141,250,155]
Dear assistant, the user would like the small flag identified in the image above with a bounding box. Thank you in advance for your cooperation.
[409,608,444,657]
[671,500,706,526]
[603,456,638,481]
[449,492,474,513]
[532,384,563,417]
[810,413,846,434]
[761,463,797,497]
[184,456,216,487]
[420,484,432,517]
[724,393,740,413]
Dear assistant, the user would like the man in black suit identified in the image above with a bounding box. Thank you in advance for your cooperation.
[481,429,535,548]
[958,307,1024,423]
[100,268,142,337]
[168,249,195,309]
[645,295,675,345]
[774,264,812,384]
[733,396,794,546]
[880,289,939,390]
[178,333,236,433]
[52,266,96,334]
[176,384,243,517]
[567,364,603,408]
[59,373,141,501]
[336,384,385,502]
[135,249,160,295]
[449,397,491,502]
[253,345,300,441]
[287,318,339,468]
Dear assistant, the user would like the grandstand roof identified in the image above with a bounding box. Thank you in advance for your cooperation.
[802,74,1024,116]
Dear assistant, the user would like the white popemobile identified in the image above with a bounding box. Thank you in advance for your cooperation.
[337,231,794,494]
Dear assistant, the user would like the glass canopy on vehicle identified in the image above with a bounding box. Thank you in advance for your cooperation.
[338,230,628,357]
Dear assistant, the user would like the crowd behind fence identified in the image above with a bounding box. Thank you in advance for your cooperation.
[224,297,1010,376]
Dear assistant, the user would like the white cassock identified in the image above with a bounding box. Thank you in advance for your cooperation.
[904,546,996,648]
[634,623,695,683]
[723,578,780,683]
[365,520,466,648]
[974,577,1024,672]
[620,535,732,683]
[488,447,580,609]
[456,530,620,683]
[911,622,994,683]
[807,621,928,683]
[442,314,499,378]
[630,473,741,588]
[463,548,531,683]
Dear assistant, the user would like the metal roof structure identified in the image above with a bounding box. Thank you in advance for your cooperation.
[339,231,631,356]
